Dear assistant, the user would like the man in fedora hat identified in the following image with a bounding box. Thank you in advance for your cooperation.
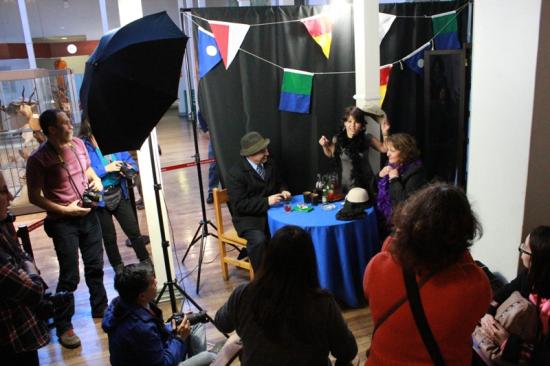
[226,131,291,270]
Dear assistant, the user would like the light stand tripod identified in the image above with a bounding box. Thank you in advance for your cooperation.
[148,136,226,337]
[179,110,218,295]
[179,9,218,294]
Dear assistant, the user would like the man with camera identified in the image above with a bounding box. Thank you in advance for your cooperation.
[102,264,215,366]
[226,131,291,271]
[26,109,107,349]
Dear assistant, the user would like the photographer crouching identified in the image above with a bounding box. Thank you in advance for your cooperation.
[0,172,50,365]
[102,264,216,366]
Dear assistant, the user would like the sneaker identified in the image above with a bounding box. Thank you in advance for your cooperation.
[206,193,214,204]
[59,329,81,349]
[135,198,144,210]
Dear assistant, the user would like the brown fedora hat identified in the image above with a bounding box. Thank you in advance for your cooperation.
[240,131,270,156]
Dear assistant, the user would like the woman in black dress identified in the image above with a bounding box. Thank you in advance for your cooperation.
[318,105,390,195]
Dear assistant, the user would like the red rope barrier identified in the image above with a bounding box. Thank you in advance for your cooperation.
[161,158,216,172]
[27,219,44,232]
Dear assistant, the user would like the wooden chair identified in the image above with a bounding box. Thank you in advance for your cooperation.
[212,188,254,280]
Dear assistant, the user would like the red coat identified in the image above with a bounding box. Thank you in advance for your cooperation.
[364,237,491,366]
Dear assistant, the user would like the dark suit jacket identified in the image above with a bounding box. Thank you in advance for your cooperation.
[226,157,286,235]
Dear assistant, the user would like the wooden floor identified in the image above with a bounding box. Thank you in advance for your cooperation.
[18,107,372,365]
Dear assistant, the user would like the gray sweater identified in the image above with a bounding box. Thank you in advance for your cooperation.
[215,284,358,366]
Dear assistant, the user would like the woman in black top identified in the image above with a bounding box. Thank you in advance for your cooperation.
[319,106,390,195]
[479,226,550,365]
[215,226,357,366]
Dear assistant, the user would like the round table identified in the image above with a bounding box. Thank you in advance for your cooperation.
[267,195,380,308]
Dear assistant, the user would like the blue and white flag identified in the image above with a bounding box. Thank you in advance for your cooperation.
[198,27,222,79]
[403,42,431,75]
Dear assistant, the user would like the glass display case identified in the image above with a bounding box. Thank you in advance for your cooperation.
[0,68,81,215]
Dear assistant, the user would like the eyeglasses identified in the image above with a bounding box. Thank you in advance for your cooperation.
[518,242,532,256]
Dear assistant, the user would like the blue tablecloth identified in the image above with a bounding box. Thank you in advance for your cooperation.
[267,196,380,308]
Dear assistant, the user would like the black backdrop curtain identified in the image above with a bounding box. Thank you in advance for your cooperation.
[188,1,468,193]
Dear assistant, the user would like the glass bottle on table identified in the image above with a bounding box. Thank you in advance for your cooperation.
[315,174,324,196]
[322,183,329,204]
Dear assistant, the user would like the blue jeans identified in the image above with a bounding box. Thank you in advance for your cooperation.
[179,323,216,366]
[207,141,219,194]
[43,211,107,335]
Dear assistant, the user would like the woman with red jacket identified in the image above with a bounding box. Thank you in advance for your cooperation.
[364,183,491,365]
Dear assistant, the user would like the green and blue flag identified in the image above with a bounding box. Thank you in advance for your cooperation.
[279,68,314,114]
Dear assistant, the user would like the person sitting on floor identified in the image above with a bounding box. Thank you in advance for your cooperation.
[102,264,215,366]
[215,225,358,366]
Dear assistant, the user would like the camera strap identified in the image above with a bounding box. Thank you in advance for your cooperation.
[47,141,87,201]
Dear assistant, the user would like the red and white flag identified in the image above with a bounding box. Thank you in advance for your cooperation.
[208,20,250,69]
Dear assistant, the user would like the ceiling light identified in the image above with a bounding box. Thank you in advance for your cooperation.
[67,44,77,54]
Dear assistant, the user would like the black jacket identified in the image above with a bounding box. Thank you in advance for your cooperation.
[389,163,427,207]
[226,157,286,235]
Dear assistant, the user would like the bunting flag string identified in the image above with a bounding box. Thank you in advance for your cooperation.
[186,3,468,26]
[188,2,468,113]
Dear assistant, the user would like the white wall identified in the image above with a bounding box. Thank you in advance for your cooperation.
[468,0,542,280]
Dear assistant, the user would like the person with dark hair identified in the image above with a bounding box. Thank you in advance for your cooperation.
[478,226,550,365]
[102,264,215,366]
[215,225,358,365]
[226,131,290,271]
[78,120,152,275]
[363,183,491,365]
[0,172,50,365]
[376,133,426,231]
[318,104,390,195]
[26,109,107,349]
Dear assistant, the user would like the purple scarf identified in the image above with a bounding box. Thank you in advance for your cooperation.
[376,159,422,224]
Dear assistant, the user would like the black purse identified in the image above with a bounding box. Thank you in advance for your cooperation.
[103,184,122,211]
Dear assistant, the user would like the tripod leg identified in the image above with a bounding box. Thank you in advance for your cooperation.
[155,282,169,304]
[195,227,208,294]
[181,222,204,263]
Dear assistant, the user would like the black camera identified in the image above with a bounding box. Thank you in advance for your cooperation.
[172,311,209,328]
[82,189,102,208]
[120,166,137,181]
[36,291,74,321]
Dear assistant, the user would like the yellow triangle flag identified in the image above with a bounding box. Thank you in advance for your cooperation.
[301,14,334,59]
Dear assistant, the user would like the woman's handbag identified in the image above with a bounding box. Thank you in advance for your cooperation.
[472,291,539,365]
[103,184,122,211]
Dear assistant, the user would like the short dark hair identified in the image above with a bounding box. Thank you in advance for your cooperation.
[385,133,421,164]
[114,264,153,303]
[527,226,550,298]
[39,109,63,137]
[341,106,367,127]
[391,182,482,272]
